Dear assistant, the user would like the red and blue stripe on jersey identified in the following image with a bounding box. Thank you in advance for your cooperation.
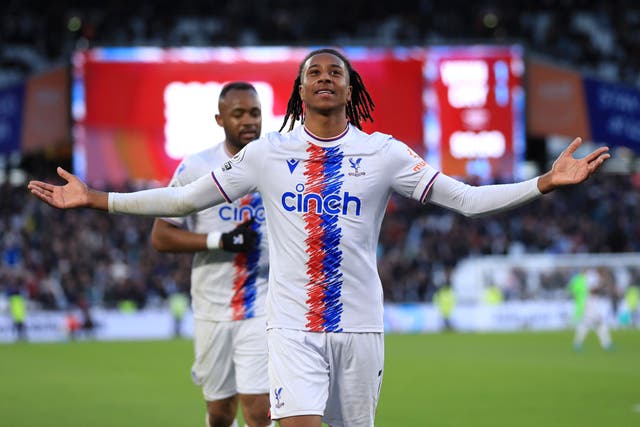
[230,193,263,320]
[303,143,345,332]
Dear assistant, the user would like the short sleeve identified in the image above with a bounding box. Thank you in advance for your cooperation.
[387,139,440,203]
[211,138,264,202]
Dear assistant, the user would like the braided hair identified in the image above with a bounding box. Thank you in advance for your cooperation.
[279,48,375,132]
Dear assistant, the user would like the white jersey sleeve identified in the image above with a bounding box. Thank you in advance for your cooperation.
[108,173,224,216]
[427,173,542,217]
[159,159,196,227]
[211,139,265,202]
[384,139,440,202]
[380,137,541,215]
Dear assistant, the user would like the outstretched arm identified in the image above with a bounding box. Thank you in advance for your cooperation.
[428,137,610,217]
[28,167,226,216]
[28,167,108,210]
[536,137,610,193]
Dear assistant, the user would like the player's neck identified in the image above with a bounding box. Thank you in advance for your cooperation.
[303,112,348,139]
[223,141,241,157]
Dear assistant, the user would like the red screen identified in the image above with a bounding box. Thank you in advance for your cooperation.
[72,46,523,186]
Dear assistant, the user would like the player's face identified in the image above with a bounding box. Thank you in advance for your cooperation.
[216,89,262,153]
[299,53,352,115]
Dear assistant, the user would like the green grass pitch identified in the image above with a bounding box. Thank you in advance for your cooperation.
[0,330,638,427]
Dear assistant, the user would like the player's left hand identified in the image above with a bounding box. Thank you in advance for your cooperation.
[538,137,610,193]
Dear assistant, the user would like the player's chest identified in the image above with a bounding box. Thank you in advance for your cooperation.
[262,152,385,216]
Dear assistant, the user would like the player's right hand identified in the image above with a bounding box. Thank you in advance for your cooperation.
[27,167,90,209]
[220,219,258,253]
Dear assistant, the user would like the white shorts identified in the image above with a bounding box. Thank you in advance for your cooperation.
[578,297,610,327]
[191,316,269,401]
[267,328,384,427]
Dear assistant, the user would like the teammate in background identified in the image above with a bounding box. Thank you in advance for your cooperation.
[150,82,272,427]
[568,268,614,351]
[28,48,610,427]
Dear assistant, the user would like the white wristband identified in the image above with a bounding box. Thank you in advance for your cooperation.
[206,232,222,250]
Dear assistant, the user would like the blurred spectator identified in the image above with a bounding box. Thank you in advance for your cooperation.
[1,177,191,313]
[433,269,456,331]
[379,173,640,302]
[2,1,640,90]
[623,283,639,326]
[2,1,640,309]
[8,282,27,341]
[168,290,189,338]
[2,173,639,309]
[482,284,504,306]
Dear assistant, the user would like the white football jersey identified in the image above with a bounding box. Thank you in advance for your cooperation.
[212,124,439,332]
[164,143,268,322]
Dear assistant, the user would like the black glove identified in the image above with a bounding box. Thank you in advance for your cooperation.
[220,219,258,253]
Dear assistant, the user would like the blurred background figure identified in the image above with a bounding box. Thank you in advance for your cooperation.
[625,284,639,327]
[78,295,96,339]
[568,268,614,351]
[8,283,28,342]
[618,282,639,328]
[168,289,189,339]
[64,310,82,341]
[482,283,504,306]
[434,268,456,331]
[568,269,589,328]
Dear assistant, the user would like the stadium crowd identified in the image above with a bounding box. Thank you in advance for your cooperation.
[2,1,640,311]
[1,171,639,311]
[0,176,192,311]
[378,173,640,301]
[1,0,640,89]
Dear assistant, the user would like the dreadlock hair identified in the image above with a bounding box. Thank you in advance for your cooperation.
[279,48,375,132]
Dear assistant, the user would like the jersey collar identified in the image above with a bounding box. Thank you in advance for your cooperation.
[303,124,350,146]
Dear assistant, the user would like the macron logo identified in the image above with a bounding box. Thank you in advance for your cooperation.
[287,159,300,174]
